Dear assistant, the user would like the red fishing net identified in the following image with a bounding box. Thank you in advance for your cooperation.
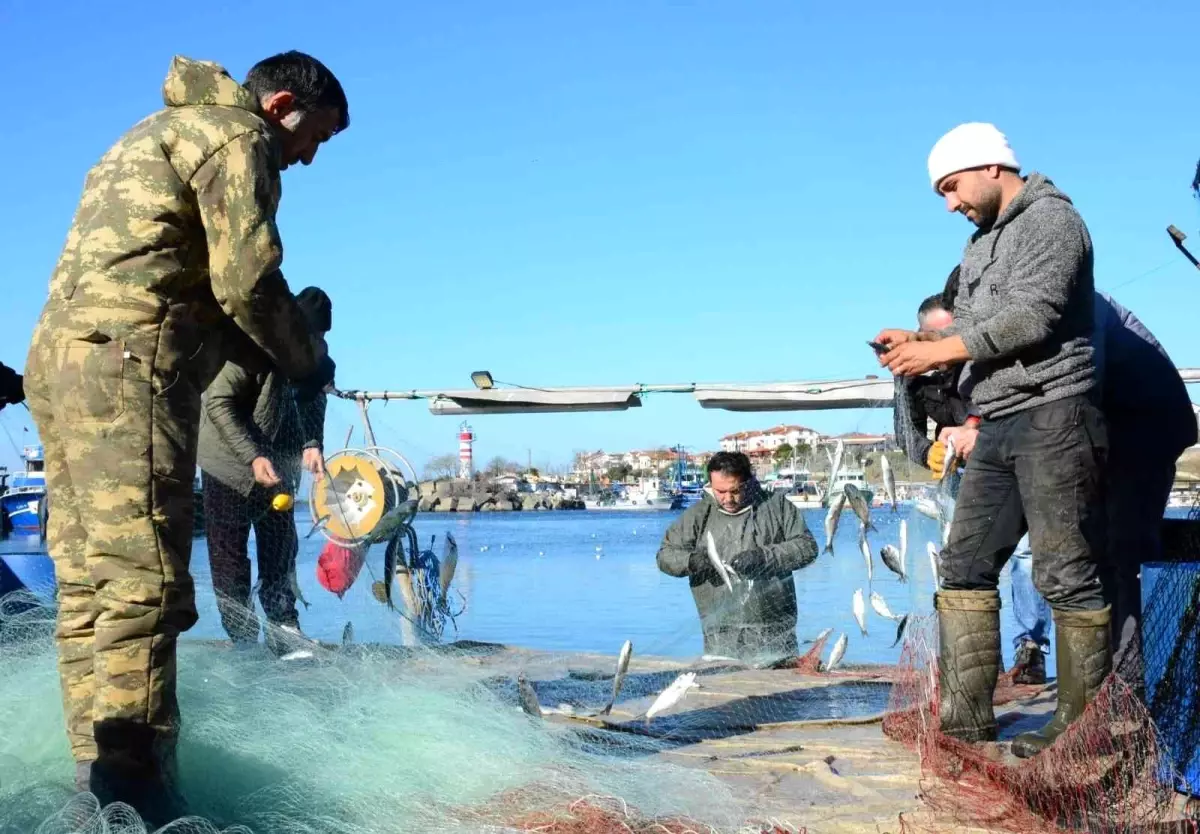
[475,788,807,834]
[882,615,1198,834]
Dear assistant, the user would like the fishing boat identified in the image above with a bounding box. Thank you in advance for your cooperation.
[584,477,683,511]
[676,469,705,506]
[822,465,874,508]
[666,446,705,506]
[1,444,46,535]
[780,469,826,510]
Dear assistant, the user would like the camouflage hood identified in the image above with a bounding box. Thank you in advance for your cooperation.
[161,56,262,113]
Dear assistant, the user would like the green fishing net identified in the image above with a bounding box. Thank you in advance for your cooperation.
[0,590,758,834]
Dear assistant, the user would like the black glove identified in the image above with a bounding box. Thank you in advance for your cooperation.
[0,363,24,408]
[728,548,771,579]
[688,548,715,582]
[292,355,335,402]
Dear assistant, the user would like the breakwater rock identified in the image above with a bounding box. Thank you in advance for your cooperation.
[414,481,585,513]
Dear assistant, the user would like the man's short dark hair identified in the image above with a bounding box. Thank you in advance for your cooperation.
[707,451,753,481]
[917,293,947,319]
[245,51,349,133]
[940,265,961,312]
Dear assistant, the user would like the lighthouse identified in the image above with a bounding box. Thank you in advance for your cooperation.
[457,422,474,480]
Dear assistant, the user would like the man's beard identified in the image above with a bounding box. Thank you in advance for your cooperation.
[968,190,1002,229]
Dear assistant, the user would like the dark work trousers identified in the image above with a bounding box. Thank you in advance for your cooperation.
[1101,426,1176,693]
[940,395,1109,612]
[202,473,299,644]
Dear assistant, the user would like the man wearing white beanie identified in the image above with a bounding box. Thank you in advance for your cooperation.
[872,123,1111,760]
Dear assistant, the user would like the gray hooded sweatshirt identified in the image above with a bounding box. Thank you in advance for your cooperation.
[951,173,1096,418]
[657,487,818,663]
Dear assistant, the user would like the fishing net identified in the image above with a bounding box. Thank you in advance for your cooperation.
[1143,515,1200,798]
[0,394,823,833]
[0,588,776,834]
[0,469,926,834]
[6,383,1198,834]
[877,401,1200,834]
[882,614,1198,834]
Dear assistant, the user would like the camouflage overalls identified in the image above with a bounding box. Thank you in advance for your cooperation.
[23,56,319,775]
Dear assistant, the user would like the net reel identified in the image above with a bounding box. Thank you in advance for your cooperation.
[307,437,463,642]
[308,445,419,547]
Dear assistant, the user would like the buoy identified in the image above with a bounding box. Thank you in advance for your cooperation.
[272,493,295,512]
[317,541,366,598]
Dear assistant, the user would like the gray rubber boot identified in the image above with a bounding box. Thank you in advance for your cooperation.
[935,589,1002,743]
[1011,605,1112,759]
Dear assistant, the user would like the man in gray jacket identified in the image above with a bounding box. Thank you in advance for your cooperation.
[875,123,1110,758]
[198,287,334,657]
[657,452,818,664]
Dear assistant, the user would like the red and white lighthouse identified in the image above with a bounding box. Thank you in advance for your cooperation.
[457,422,474,480]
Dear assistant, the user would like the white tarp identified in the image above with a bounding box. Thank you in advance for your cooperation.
[426,388,643,415]
[693,378,894,411]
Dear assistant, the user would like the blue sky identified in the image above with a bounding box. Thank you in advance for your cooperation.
[1,1,1198,474]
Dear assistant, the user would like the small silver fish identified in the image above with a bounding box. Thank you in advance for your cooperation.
[827,633,848,671]
[927,542,941,589]
[600,639,633,716]
[517,674,543,718]
[373,535,402,610]
[880,454,897,512]
[304,513,331,539]
[843,484,877,533]
[439,531,458,598]
[288,566,311,610]
[942,436,957,483]
[891,613,911,648]
[705,531,734,592]
[363,500,420,545]
[342,621,354,646]
[813,626,833,645]
[822,492,847,555]
[645,671,699,722]
[879,544,907,583]
[870,590,900,621]
[942,519,952,547]
[858,529,874,583]
[852,588,868,636]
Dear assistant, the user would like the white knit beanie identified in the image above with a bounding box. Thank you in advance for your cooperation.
[927,123,1020,192]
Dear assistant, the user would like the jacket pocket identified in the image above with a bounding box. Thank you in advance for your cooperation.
[53,334,128,424]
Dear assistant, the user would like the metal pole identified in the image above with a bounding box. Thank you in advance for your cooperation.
[1168,225,1200,271]
[358,399,377,447]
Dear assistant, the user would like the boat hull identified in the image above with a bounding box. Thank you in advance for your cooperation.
[1,493,44,533]
[584,498,680,511]
[0,552,56,599]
